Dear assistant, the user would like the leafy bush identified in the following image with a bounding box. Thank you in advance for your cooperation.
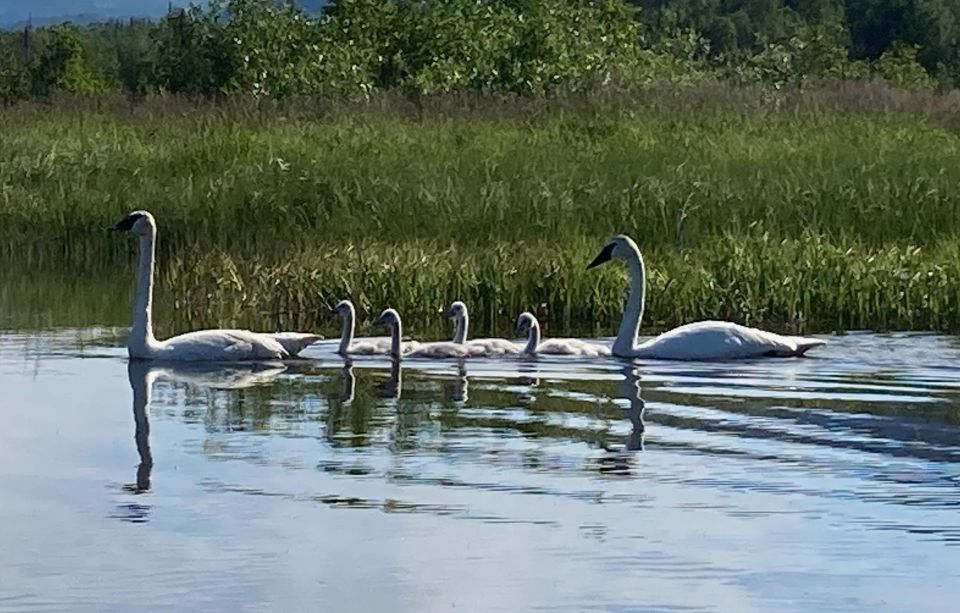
[0,0,953,100]
[152,3,236,95]
[873,43,935,90]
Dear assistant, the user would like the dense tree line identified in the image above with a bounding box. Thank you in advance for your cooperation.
[0,0,954,104]
[635,1,958,78]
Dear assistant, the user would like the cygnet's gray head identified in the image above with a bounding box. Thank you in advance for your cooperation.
[334,300,355,318]
[376,308,401,328]
[443,300,467,319]
[516,312,538,333]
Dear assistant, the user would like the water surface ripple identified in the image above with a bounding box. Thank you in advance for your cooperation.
[1,330,959,612]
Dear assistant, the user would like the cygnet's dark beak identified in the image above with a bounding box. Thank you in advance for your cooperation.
[586,242,615,269]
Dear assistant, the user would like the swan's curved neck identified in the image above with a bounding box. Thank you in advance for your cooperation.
[453,312,468,344]
[523,321,540,355]
[338,309,355,355]
[614,246,646,356]
[390,319,403,358]
[130,231,158,356]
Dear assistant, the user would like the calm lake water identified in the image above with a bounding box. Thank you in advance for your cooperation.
[2,326,960,612]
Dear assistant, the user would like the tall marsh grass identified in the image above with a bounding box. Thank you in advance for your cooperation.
[2,85,960,335]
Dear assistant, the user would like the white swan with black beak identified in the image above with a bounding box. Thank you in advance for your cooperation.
[587,235,825,360]
[112,210,322,361]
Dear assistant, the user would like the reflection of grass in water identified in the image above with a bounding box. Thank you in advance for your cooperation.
[3,94,960,334]
[159,362,960,470]
[165,367,632,457]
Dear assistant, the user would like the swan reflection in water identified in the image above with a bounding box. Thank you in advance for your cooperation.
[596,366,646,476]
[125,361,154,494]
[442,360,469,403]
[339,359,356,404]
[123,360,289,497]
[378,358,402,400]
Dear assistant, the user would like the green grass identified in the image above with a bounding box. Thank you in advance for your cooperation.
[2,87,960,335]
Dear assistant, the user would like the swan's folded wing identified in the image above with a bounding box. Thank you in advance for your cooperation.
[466,338,522,355]
[267,332,323,357]
[348,337,394,355]
[636,321,815,360]
[407,341,471,358]
[535,338,610,356]
[162,329,288,361]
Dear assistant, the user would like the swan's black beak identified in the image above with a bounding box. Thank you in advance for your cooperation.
[587,243,615,269]
[111,213,142,232]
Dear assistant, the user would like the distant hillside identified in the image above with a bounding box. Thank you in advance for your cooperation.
[0,1,327,28]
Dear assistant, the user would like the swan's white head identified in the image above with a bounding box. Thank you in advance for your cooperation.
[444,301,467,319]
[376,308,401,329]
[112,210,156,237]
[516,312,538,333]
[333,300,355,318]
[587,234,639,269]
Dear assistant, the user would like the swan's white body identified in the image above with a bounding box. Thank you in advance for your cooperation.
[334,299,409,355]
[445,301,521,355]
[516,312,611,357]
[114,211,322,361]
[377,308,473,359]
[587,235,825,361]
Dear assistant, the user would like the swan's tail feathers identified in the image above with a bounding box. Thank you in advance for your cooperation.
[269,333,324,357]
[790,337,826,356]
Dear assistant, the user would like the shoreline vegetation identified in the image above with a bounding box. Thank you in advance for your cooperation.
[2,0,959,337]
[3,84,960,337]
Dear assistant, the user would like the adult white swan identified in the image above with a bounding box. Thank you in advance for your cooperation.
[444,300,521,354]
[333,299,403,356]
[376,308,477,359]
[516,312,611,357]
[113,210,322,361]
[586,235,825,360]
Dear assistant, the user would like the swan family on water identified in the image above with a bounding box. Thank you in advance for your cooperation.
[113,210,825,363]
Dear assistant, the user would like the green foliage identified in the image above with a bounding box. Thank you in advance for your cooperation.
[873,42,935,89]
[29,25,109,95]
[0,0,957,98]
[727,23,866,87]
[152,3,236,95]
[0,37,29,105]
[3,89,960,334]
[222,0,326,96]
